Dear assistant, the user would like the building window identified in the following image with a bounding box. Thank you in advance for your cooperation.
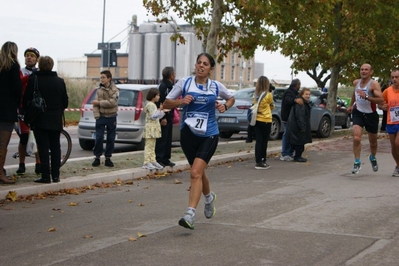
[231,66,235,80]
[247,67,251,81]
[231,54,235,64]
[221,65,225,80]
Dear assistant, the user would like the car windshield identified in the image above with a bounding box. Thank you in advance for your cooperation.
[86,88,137,107]
[118,90,136,106]
[310,95,319,104]
[233,89,254,100]
[273,89,285,101]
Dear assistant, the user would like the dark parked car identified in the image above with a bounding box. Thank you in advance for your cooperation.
[216,87,335,140]
[312,93,351,129]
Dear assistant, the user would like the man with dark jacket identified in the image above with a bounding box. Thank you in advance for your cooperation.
[155,66,176,167]
[280,79,303,161]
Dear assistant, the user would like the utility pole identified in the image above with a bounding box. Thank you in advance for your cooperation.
[100,0,106,71]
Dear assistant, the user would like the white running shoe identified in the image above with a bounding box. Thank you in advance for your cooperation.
[152,162,164,170]
[178,212,195,230]
[142,162,156,170]
[204,192,216,219]
[392,166,399,177]
[280,155,293,162]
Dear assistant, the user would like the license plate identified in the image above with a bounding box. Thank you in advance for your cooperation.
[219,118,236,123]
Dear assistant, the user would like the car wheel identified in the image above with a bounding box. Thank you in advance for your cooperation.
[136,138,145,150]
[219,131,233,139]
[79,139,95,150]
[316,116,332,138]
[269,117,280,140]
[342,115,351,129]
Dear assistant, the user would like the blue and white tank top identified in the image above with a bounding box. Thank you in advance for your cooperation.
[167,76,233,137]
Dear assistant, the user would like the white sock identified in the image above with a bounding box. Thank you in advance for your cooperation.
[205,193,213,204]
[187,207,196,216]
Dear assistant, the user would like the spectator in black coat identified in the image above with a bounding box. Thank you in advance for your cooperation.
[155,66,176,167]
[287,88,312,162]
[280,79,303,161]
[23,56,68,184]
[0,41,22,184]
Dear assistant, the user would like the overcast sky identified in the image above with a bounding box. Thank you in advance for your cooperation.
[0,0,317,87]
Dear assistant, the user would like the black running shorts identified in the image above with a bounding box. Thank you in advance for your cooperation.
[352,108,379,134]
[180,125,219,165]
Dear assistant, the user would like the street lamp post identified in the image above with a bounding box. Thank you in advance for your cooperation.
[100,0,106,71]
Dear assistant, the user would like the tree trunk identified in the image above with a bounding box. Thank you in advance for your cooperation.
[327,64,341,113]
[206,0,223,56]
[326,2,343,113]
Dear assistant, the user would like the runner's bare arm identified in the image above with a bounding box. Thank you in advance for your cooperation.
[368,81,384,105]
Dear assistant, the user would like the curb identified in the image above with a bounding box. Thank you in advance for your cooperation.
[0,136,351,200]
[0,146,259,200]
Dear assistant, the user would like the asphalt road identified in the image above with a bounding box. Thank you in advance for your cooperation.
[1,134,399,265]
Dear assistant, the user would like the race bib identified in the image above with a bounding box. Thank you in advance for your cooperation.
[390,106,399,122]
[184,112,208,135]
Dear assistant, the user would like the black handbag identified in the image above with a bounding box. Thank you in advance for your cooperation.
[24,75,46,125]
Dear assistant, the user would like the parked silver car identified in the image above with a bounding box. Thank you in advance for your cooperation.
[78,84,180,151]
[216,87,335,140]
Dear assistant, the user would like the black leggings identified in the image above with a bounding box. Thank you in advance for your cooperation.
[253,121,271,163]
[34,129,61,179]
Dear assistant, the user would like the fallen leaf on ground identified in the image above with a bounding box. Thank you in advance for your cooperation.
[6,191,17,202]
[68,202,79,206]
[83,235,93,239]
[137,232,146,237]
[138,203,144,206]
[128,237,137,241]
[154,172,167,177]
[174,179,182,184]
[47,227,56,232]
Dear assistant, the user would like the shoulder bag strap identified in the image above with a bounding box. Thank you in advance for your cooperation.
[257,91,266,105]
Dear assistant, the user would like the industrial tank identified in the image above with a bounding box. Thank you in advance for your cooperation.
[128,33,144,82]
[175,32,202,80]
[139,22,157,33]
[159,32,176,79]
[155,22,173,33]
[143,33,160,81]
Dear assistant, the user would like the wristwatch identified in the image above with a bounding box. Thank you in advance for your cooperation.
[224,104,228,110]
[365,95,369,100]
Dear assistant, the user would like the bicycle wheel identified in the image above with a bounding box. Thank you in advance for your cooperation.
[60,129,72,167]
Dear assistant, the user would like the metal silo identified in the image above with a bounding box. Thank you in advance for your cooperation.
[143,32,160,82]
[139,22,157,33]
[175,32,197,80]
[176,32,203,79]
[159,32,176,79]
[155,22,173,33]
[128,33,144,82]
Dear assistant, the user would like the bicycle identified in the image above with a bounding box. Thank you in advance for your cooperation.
[12,127,72,167]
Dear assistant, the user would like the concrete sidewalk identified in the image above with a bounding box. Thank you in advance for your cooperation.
[1,130,382,200]
[0,139,265,199]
